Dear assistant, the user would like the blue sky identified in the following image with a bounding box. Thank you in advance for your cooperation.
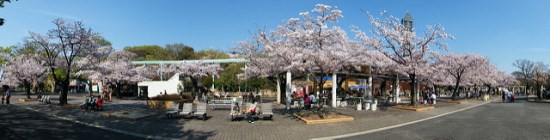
[1,0,549,73]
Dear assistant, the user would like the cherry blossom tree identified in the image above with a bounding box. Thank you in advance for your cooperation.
[75,45,113,95]
[237,4,393,105]
[433,53,489,100]
[2,54,48,98]
[355,12,453,106]
[78,50,152,98]
[28,18,100,105]
[167,62,223,99]
[465,63,508,94]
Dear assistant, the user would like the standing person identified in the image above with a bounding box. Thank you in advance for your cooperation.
[1,86,4,105]
[422,92,428,104]
[310,92,317,108]
[284,91,293,115]
[511,92,515,103]
[431,93,437,105]
[247,99,257,124]
[304,92,311,110]
[507,91,512,103]
[502,91,506,103]
[2,86,11,105]
[297,89,304,111]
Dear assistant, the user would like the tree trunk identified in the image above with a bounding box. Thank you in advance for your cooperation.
[116,82,122,99]
[409,74,417,106]
[452,77,461,100]
[434,85,439,97]
[317,73,326,109]
[190,77,199,100]
[59,79,69,105]
[88,80,93,95]
[24,81,32,99]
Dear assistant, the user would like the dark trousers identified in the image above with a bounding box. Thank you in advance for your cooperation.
[2,96,9,104]
[247,112,256,122]
[305,103,311,110]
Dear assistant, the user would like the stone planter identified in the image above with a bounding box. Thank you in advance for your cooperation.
[393,105,435,111]
[294,113,354,125]
[19,98,38,102]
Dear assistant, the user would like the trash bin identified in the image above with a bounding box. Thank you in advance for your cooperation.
[364,102,370,110]
[357,103,362,110]
[371,99,378,111]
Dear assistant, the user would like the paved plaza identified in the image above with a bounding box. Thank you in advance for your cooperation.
[343,99,550,140]
[0,93,519,140]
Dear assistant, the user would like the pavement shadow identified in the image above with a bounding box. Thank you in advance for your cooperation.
[0,105,139,139]
[15,100,218,139]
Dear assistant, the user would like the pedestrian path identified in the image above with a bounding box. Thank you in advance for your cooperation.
[10,95,496,140]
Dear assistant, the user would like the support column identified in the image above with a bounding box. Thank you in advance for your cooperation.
[286,71,292,102]
[211,75,215,90]
[276,77,281,104]
[395,75,400,103]
[368,75,373,101]
[159,64,164,81]
[332,72,337,107]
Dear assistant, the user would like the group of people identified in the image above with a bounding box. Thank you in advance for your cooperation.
[467,91,483,99]
[1,85,11,105]
[285,89,318,113]
[502,90,515,103]
[420,91,437,104]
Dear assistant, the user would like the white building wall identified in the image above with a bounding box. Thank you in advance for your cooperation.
[138,73,180,98]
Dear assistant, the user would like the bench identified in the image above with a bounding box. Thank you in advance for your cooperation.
[191,103,208,121]
[209,100,238,110]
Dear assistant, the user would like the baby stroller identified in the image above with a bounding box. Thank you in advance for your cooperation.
[81,96,104,111]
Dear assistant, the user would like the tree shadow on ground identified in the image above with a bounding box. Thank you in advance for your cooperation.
[9,101,218,139]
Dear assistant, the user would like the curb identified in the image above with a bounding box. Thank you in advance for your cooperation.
[22,106,176,140]
[313,101,493,140]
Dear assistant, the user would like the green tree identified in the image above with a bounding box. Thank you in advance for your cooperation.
[195,49,230,59]
[197,49,230,88]
[165,43,196,60]
[124,45,171,61]
[0,46,15,64]
[96,36,112,46]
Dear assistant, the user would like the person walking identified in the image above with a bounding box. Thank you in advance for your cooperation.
[511,93,515,103]
[2,86,11,105]
[431,93,437,105]
[422,92,428,104]
[284,91,294,115]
